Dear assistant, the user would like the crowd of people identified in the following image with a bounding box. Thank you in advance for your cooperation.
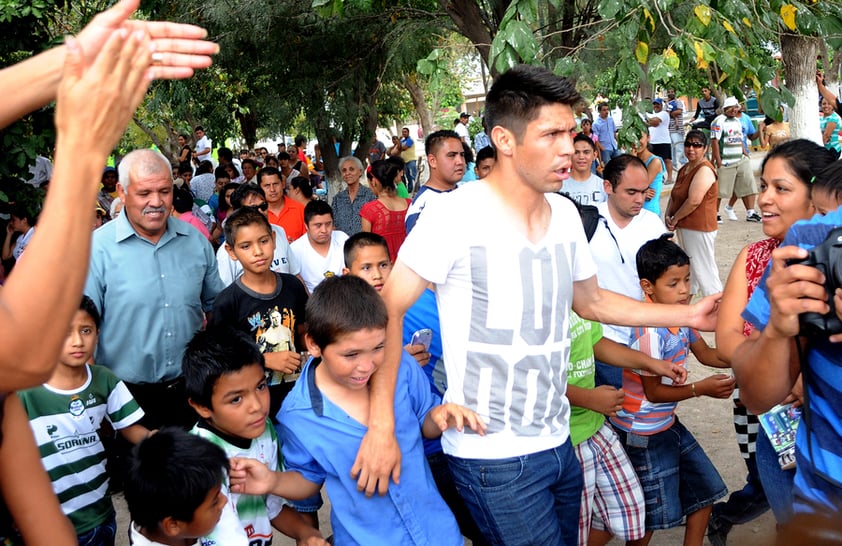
[4,3,842,544]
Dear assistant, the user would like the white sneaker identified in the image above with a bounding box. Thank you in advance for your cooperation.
[724,207,738,221]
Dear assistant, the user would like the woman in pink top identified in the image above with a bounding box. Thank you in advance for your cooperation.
[360,160,410,262]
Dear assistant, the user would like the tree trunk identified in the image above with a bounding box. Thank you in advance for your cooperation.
[780,34,821,144]
[404,75,434,138]
[439,0,501,73]
[132,117,180,162]
[235,110,258,149]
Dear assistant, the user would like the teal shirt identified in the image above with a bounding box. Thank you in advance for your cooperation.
[821,111,842,153]
[85,213,224,383]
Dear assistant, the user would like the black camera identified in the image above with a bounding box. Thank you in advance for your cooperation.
[786,226,842,336]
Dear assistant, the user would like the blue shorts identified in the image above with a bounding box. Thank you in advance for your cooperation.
[288,491,324,513]
[613,418,727,530]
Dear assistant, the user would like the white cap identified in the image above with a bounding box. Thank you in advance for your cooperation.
[723,96,740,109]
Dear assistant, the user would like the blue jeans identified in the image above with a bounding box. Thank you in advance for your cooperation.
[77,513,116,546]
[756,429,795,523]
[404,159,417,193]
[600,148,621,166]
[447,441,582,546]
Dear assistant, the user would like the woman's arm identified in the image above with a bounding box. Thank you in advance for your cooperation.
[1,227,14,262]
[715,246,749,363]
[822,119,837,145]
[670,166,715,223]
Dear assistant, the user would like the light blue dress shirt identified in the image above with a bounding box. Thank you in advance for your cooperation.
[85,213,224,384]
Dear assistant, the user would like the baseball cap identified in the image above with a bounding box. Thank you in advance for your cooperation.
[723,96,740,109]
[652,98,664,105]
[459,112,470,118]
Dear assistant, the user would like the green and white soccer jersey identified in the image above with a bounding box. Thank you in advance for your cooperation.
[19,365,143,534]
[191,420,287,546]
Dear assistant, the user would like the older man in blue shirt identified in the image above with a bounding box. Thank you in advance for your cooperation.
[85,149,224,429]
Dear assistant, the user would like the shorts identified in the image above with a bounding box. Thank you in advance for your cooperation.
[574,423,645,542]
[613,418,727,530]
[651,143,672,162]
[717,157,756,198]
[288,491,324,513]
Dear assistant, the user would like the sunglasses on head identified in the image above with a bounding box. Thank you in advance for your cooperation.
[684,141,705,148]
[249,202,269,212]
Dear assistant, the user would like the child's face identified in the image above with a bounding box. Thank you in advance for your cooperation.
[307,328,385,391]
[191,364,270,440]
[346,245,392,292]
[812,187,840,216]
[226,224,275,275]
[643,264,692,305]
[59,310,98,369]
[177,483,227,539]
[475,158,495,179]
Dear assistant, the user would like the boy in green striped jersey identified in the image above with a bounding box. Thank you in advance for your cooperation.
[19,296,150,545]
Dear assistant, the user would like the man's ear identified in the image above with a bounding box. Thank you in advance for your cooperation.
[491,126,515,157]
[640,278,655,296]
[188,398,213,420]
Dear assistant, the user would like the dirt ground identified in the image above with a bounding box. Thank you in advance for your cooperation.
[114,153,780,545]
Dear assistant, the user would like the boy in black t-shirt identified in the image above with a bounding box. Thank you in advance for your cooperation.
[210,207,308,416]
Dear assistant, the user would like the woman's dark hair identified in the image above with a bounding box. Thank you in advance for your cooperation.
[173,187,194,214]
[684,129,708,147]
[290,176,313,199]
[370,160,400,192]
[462,141,474,165]
[762,139,839,194]
[218,182,241,214]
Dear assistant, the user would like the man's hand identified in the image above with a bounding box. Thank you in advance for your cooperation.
[428,403,487,434]
[697,374,736,399]
[766,246,829,339]
[404,343,431,367]
[350,428,401,497]
[587,385,625,417]
[688,292,722,331]
[76,0,218,81]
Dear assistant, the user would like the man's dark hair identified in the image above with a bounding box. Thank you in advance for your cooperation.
[425,130,461,157]
[602,154,647,191]
[217,147,233,163]
[178,165,193,176]
[636,234,690,284]
[79,295,101,330]
[196,160,214,175]
[485,65,581,141]
[183,325,265,410]
[573,133,597,151]
[344,232,389,268]
[306,275,387,350]
[762,139,838,196]
[257,166,281,186]
[172,187,194,214]
[223,206,272,249]
[295,135,307,147]
[194,126,204,132]
[9,203,37,226]
[277,152,291,161]
[229,184,266,210]
[289,176,313,199]
[304,199,333,225]
[371,160,400,192]
[125,428,228,530]
[476,145,496,163]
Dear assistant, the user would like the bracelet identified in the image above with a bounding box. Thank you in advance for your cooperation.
[691,382,698,397]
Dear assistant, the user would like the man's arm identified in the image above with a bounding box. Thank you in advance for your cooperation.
[351,259,428,496]
[572,275,720,332]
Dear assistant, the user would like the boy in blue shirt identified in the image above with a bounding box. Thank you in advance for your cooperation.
[230,275,486,545]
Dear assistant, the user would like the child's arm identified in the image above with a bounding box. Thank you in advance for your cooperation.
[118,423,154,444]
[689,334,730,368]
[593,337,687,384]
[271,506,328,546]
[404,343,431,367]
[422,403,487,440]
[264,352,305,376]
[642,373,735,403]
[567,384,624,417]
[229,457,320,500]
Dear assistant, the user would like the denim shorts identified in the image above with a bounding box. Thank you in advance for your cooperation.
[614,418,727,530]
[76,512,117,546]
[288,490,323,513]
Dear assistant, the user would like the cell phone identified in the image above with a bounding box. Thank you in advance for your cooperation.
[410,328,433,351]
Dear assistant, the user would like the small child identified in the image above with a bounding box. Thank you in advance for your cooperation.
[182,326,325,546]
[230,275,486,545]
[610,235,734,546]
[124,428,230,546]
[19,296,150,546]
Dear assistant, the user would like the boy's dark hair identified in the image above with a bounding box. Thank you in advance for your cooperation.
[636,234,690,284]
[289,176,313,199]
[214,166,231,181]
[223,206,273,247]
[476,145,496,164]
[178,165,193,176]
[573,133,596,151]
[306,275,387,350]
[304,199,333,225]
[370,160,400,192]
[183,326,265,409]
[194,125,204,132]
[257,167,281,185]
[485,65,580,142]
[277,152,291,161]
[814,160,842,204]
[125,428,228,531]
[425,130,461,157]
[602,154,647,191]
[344,232,389,267]
[196,161,214,175]
[230,183,266,210]
[79,295,101,330]
[762,139,839,197]
[173,187,194,214]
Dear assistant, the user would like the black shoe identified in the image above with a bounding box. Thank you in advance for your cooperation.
[707,512,732,546]
[717,214,723,224]
[746,211,762,222]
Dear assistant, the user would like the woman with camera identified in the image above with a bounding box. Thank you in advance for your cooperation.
[710,140,838,541]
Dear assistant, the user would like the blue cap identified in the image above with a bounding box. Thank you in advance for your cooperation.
[652,98,664,105]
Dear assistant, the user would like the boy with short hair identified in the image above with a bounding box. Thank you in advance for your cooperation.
[124,428,230,546]
[610,235,734,546]
[183,326,325,546]
[19,296,150,545]
[230,275,486,545]
[474,145,496,180]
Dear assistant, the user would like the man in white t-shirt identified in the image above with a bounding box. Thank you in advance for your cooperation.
[351,66,721,546]
[560,134,606,205]
[647,98,672,183]
[454,112,471,145]
[193,125,212,163]
[289,200,348,292]
[589,155,667,388]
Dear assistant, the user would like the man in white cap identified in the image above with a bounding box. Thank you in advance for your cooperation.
[711,96,760,222]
